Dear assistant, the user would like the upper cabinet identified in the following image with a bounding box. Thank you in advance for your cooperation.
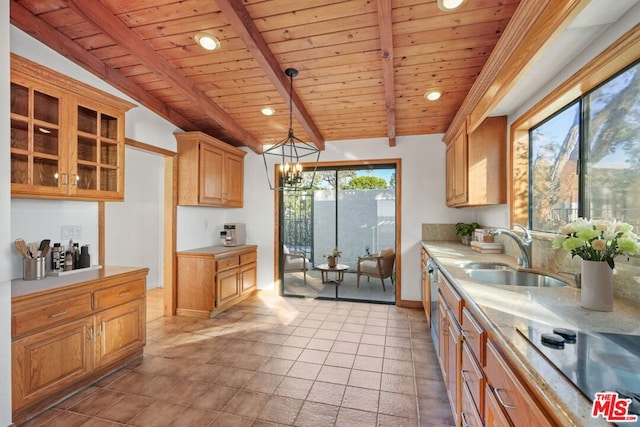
[175,131,246,207]
[10,54,135,201]
[446,116,506,207]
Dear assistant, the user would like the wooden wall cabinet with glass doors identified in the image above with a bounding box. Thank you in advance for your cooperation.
[175,131,246,207]
[446,116,506,207]
[10,54,134,201]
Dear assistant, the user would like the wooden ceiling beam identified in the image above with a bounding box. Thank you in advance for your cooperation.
[376,0,396,147]
[215,0,325,151]
[65,0,263,153]
[9,0,198,134]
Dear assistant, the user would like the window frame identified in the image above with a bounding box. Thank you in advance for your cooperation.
[510,26,640,234]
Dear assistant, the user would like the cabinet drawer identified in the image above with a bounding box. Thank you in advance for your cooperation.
[12,293,93,337]
[461,382,483,427]
[240,251,257,265]
[438,272,463,323]
[94,279,145,311]
[462,307,486,366]
[217,256,240,271]
[486,341,553,427]
[461,343,485,420]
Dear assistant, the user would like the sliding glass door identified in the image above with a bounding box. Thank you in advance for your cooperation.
[280,163,397,304]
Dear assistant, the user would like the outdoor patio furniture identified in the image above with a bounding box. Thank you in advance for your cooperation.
[356,247,395,291]
[283,245,310,284]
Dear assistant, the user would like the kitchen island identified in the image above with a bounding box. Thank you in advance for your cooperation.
[422,241,640,427]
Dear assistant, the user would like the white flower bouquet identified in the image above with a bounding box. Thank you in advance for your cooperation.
[551,218,640,268]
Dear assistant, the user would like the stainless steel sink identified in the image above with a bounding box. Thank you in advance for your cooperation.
[459,262,513,270]
[466,269,568,287]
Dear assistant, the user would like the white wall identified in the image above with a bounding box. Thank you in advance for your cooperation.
[240,135,476,301]
[1,0,13,423]
[105,147,164,288]
[10,200,99,278]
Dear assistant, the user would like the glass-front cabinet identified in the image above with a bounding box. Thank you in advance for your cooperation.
[10,54,134,201]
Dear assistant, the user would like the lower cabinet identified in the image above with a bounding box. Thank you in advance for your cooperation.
[11,268,148,423]
[432,260,556,427]
[484,384,511,427]
[94,299,146,368]
[177,245,258,317]
[12,318,94,412]
[485,340,554,427]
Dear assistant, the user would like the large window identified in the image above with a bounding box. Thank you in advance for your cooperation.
[529,60,640,232]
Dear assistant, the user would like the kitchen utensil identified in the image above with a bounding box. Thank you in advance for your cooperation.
[41,242,51,259]
[29,242,38,258]
[38,239,50,256]
[15,239,31,258]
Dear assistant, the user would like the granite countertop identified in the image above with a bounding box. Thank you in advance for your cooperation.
[422,241,640,427]
[177,244,257,256]
[11,266,148,300]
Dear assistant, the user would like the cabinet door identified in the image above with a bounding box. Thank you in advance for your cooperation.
[445,142,455,204]
[447,312,461,425]
[216,267,240,307]
[10,79,67,197]
[94,299,145,369]
[72,101,125,200]
[437,296,448,378]
[12,317,93,411]
[224,153,244,207]
[199,144,224,205]
[240,262,257,294]
[486,341,554,427]
[452,126,468,205]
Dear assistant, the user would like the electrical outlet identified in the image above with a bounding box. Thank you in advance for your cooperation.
[62,225,82,240]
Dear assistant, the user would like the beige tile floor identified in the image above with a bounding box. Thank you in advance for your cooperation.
[20,289,454,427]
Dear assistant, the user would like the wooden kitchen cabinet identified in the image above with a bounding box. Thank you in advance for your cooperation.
[176,245,258,317]
[484,384,511,427]
[437,272,464,426]
[10,54,134,201]
[486,340,554,427]
[446,124,468,206]
[175,131,246,207]
[11,268,148,423]
[446,116,506,207]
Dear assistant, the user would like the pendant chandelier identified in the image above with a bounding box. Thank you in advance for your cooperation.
[262,68,320,191]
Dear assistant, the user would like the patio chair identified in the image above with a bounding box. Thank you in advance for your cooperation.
[356,247,395,291]
[283,245,310,284]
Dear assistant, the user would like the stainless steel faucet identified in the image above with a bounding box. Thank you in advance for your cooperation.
[489,223,532,268]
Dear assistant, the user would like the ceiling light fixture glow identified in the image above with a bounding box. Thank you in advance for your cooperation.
[424,90,442,101]
[261,107,276,116]
[195,33,221,51]
[437,0,466,11]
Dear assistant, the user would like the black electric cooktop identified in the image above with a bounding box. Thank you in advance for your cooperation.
[517,323,640,425]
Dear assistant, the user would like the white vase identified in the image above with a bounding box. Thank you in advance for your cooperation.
[580,260,613,311]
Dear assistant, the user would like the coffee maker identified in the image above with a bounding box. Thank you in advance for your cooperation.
[221,223,246,246]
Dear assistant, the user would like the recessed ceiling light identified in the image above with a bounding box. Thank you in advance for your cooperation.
[424,90,442,101]
[195,33,221,51]
[437,0,466,11]
[261,107,276,116]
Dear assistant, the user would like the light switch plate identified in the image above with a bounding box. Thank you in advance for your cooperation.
[62,225,82,239]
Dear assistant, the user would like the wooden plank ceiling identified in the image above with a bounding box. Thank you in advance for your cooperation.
[10,0,521,153]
